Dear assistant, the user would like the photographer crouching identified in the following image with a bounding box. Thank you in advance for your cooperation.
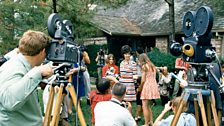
[0,30,54,126]
[157,66,172,106]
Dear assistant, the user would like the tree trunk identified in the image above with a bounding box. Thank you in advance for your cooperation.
[165,0,175,44]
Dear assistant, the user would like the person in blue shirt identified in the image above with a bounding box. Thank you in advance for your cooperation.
[0,30,53,126]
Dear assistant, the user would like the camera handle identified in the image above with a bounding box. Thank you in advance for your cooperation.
[206,65,222,86]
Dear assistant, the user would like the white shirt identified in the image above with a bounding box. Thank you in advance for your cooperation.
[94,98,136,126]
[158,113,196,126]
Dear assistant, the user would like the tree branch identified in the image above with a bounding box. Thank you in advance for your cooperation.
[165,0,173,5]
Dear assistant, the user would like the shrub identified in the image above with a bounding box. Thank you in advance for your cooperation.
[147,48,177,72]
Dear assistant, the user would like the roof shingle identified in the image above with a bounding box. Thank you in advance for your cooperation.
[90,0,224,36]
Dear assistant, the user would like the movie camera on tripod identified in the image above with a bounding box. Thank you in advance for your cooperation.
[170,6,215,63]
[169,6,222,89]
[43,13,87,126]
[46,13,87,85]
[169,6,223,126]
[47,13,78,63]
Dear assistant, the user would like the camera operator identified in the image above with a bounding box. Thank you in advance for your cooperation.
[79,45,91,105]
[172,58,190,97]
[67,45,90,114]
[153,96,196,126]
[0,30,53,126]
[94,83,136,126]
[95,48,107,82]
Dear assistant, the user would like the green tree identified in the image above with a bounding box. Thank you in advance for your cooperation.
[211,0,224,15]
[0,0,128,54]
[47,0,128,43]
[0,0,49,54]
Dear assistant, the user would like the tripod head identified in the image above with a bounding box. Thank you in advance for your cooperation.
[187,63,211,90]
[43,62,73,86]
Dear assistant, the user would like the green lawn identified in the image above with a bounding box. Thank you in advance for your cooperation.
[38,88,172,126]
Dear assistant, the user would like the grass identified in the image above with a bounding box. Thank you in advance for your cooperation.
[38,87,173,126]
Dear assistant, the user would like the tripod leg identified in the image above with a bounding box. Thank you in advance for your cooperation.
[67,84,86,126]
[43,84,54,126]
[206,96,212,126]
[218,110,222,124]
[51,84,64,126]
[210,90,220,126]
[171,91,189,126]
[198,92,208,126]
[194,97,200,126]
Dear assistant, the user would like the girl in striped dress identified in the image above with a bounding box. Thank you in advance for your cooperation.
[119,45,137,102]
[139,53,160,126]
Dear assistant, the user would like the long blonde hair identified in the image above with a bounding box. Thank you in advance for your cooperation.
[139,53,155,72]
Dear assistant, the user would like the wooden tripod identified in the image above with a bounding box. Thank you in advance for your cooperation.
[171,89,220,126]
[43,75,87,126]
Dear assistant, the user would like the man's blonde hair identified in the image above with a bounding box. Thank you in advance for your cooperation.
[171,96,188,112]
[19,30,50,56]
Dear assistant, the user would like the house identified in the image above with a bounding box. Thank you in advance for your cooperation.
[89,0,224,60]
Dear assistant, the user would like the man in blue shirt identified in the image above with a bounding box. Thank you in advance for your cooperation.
[0,30,54,126]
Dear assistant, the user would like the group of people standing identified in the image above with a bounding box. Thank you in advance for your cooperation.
[0,29,221,126]
[92,44,197,126]
[93,45,161,126]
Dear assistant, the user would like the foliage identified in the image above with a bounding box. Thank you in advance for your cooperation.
[47,0,96,41]
[148,48,177,72]
[46,0,128,43]
[0,0,49,54]
[86,44,108,77]
[0,0,128,54]
[211,0,224,15]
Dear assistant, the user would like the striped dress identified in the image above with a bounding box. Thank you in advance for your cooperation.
[119,60,137,101]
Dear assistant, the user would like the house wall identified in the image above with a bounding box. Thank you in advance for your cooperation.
[84,37,107,45]
[155,37,169,52]
[211,35,224,58]
[211,38,222,56]
[221,35,224,57]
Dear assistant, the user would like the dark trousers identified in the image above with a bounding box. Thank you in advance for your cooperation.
[160,95,170,106]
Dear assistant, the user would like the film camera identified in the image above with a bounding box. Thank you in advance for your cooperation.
[46,13,82,85]
[170,6,215,63]
[105,67,115,76]
[98,48,105,56]
[170,6,222,90]
[47,13,78,63]
[169,7,224,126]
